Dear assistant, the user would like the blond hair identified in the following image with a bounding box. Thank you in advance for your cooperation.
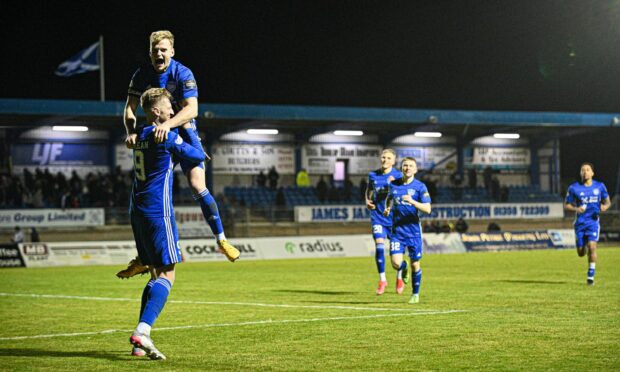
[150,30,174,47]
[382,148,396,157]
[140,88,172,111]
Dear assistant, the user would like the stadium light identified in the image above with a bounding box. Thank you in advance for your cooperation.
[414,132,442,138]
[493,133,520,139]
[52,126,88,132]
[247,129,279,135]
[334,130,363,136]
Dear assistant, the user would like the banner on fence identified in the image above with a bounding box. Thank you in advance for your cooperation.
[459,230,569,252]
[295,202,564,223]
[0,209,105,228]
[0,244,26,268]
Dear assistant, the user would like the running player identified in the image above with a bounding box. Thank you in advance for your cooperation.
[366,149,403,294]
[384,157,431,304]
[564,162,610,285]
[128,88,206,360]
[118,30,239,278]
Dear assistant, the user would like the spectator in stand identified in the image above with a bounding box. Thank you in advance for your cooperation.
[491,176,501,201]
[256,171,267,187]
[450,170,463,187]
[296,168,311,187]
[483,166,493,193]
[455,217,469,233]
[440,221,452,233]
[422,221,433,233]
[30,227,40,243]
[500,185,509,202]
[268,166,279,190]
[468,168,477,189]
[275,187,286,206]
[487,221,501,231]
[11,226,24,244]
[431,220,442,234]
[316,175,328,202]
[327,181,341,203]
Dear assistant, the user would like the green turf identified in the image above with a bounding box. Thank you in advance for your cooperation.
[1,247,619,371]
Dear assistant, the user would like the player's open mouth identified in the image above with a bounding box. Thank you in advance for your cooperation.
[155,58,165,67]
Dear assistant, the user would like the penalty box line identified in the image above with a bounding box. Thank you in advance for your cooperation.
[0,310,467,341]
[0,292,452,313]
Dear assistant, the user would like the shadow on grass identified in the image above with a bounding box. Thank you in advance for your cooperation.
[498,279,568,285]
[0,348,136,361]
[273,289,359,295]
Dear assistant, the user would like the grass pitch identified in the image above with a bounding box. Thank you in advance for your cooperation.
[1,247,619,371]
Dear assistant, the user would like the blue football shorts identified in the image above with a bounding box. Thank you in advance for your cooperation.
[575,223,600,247]
[177,121,205,173]
[371,223,392,240]
[131,212,182,267]
[389,236,423,261]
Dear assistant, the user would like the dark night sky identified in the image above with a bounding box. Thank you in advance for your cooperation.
[4,0,620,112]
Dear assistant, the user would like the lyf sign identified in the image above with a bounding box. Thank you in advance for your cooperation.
[32,143,64,165]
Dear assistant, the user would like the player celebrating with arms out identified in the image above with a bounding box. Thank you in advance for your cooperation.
[366,149,403,295]
[384,157,431,304]
[128,88,206,360]
[118,30,239,279]
[564,162,610,285]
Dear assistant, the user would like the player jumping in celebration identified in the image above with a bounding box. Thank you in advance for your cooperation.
[366,149,403,295]
[128,88,206,360]
[384,157,431,304]
[118,30,239,279]
[564,162,610,285]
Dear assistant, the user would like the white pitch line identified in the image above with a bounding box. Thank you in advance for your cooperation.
[0,292,447,313]
[0,310,466,341]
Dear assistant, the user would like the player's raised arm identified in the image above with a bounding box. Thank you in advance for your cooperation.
[154,97,198,143]
[165,131,205,164]
[123,95,140,148]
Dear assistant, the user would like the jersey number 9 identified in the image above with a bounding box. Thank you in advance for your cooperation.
[134,150,146,181]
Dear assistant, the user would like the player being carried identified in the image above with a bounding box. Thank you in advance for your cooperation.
[128,88,207,359]
[366,149,404,295]
[564,162,610,285]
[118,30,239,279]
[384,157,431,304]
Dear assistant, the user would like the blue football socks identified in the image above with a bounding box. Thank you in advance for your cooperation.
[413,270,422,295]
[194,189,224,237]
[587,263,595,281]
[139,279,156,319]
[140,278,172,327]
[375,243,386,277]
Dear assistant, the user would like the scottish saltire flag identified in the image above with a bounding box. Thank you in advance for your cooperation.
[55,42,100,77]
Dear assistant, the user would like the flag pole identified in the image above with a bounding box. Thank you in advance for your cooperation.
[99,35,105,102]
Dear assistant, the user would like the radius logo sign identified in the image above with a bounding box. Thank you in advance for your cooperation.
[284,242,295,254]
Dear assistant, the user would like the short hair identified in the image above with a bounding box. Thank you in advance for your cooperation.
[140,88,172,112]
[580,162,594,172]
[382,148,396,157]
[401,157,417,166]
[150,30,174,47]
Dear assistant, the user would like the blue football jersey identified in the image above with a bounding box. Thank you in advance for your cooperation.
[388,178,431,242]
[130,125,205,217]
[565,180,609,227]
[368,168,403,226]
[128,59,198,114]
